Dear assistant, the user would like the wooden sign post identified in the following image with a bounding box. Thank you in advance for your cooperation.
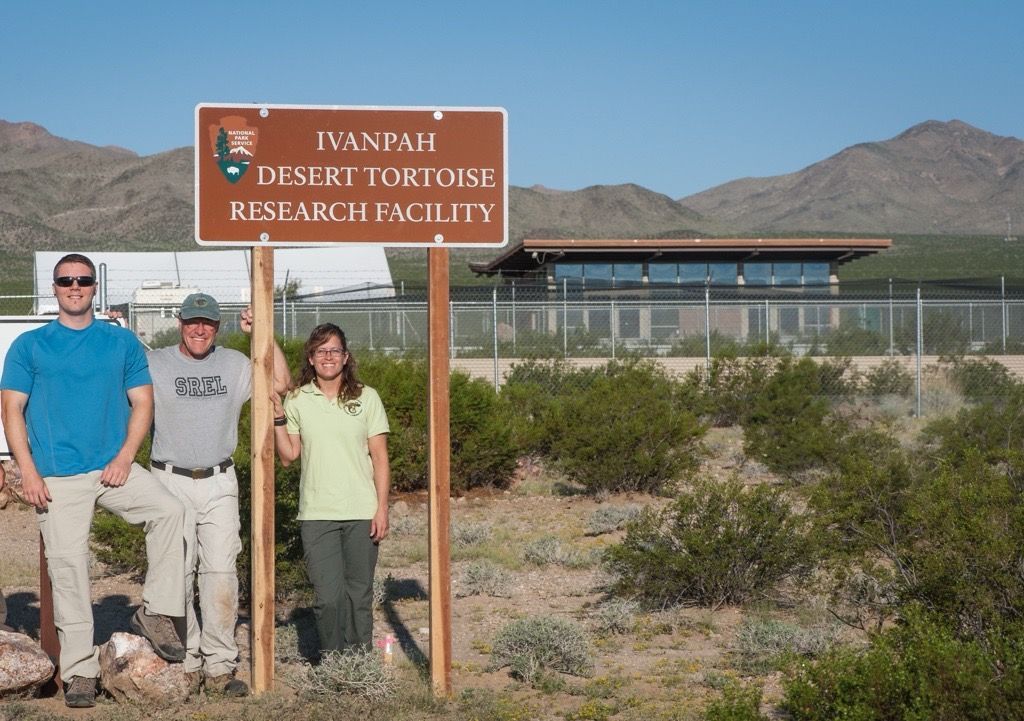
[249,247,276,692]
[196,103,506,696]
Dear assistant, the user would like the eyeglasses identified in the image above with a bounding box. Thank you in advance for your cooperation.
[54,276,96,288]
[313,348,346,359]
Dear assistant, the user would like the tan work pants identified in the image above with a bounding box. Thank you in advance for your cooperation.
[151,464,243,677]
[38,464,186,682]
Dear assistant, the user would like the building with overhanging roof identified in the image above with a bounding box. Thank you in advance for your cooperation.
[470,237,891,288]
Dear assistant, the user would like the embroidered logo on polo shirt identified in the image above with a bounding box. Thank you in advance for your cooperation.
[343,400,363,416]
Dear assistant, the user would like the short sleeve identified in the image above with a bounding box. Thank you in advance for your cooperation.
[284,392,301,434]
[123,333,152,389]
[362,387,390,437]
[0,334,34,394]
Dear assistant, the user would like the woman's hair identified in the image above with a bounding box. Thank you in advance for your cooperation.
[294,322,363,401]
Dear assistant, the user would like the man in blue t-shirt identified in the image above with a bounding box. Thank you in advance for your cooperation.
[1,254,188,709]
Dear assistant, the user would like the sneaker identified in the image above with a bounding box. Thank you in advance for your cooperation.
[129,607,186,662]
[206,673,250,698]
[64,676,97,708]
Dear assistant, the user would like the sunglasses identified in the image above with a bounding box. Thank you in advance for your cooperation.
[54,276,96,288]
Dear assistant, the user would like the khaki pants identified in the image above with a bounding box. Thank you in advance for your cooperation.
[38,464,186,682]
[151,464,242,677]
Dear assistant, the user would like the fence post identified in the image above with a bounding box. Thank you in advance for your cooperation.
[610,300,616,360]
[921,286,929,419]
[563,277,568,359]
[511,281,517,356]
[704,282,711,372]
[764,299,770,346]
[1002,275,1007,353]
[888,278,894,356]
[492,287,499,392]
[98,263,108,314]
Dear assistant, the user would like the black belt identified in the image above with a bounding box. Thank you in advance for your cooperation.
[152,459,233,480]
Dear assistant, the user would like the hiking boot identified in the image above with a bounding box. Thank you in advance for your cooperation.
[64,676,97,708]
[185,670,204,696]
[129,607,185,662]
[206,673,250,698]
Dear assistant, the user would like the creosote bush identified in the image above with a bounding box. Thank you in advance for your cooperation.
[705,681,770,721]
[604,477,815,609]
[546,359,706,494]
[489,615,594,685]
[742,357,840,474]
[782,609,1024,721]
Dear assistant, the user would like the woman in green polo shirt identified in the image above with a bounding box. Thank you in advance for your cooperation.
[272,322,391,655]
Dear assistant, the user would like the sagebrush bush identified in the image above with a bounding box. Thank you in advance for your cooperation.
[742,357,840,474]
[457,560,513,598]
[546,359,705,494]
[522,535,585,567]
[604,477,815,609]
[292,648,396,701]
[451,520,492,548]
[733,617,839,673]
[591,599,639,635]
[585,504,642,536]
[489,616,594,684]
[782,610,1024,721]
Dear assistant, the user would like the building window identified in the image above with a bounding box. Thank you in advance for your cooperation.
[774,262,802,286]
[743,262,772,286]
[803,262,830,286]
[648,263,678,285]
[679,263,707,285]
[554,263,583,284]
[584,263,612,286]
[708,263,737,286]
[614,263,643,287]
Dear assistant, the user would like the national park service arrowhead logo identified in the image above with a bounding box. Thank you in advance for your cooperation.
[208,116,258,184]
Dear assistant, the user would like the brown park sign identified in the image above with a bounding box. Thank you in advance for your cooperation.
[195,104,507,247]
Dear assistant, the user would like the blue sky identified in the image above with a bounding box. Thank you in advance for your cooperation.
[2,1,1021,198]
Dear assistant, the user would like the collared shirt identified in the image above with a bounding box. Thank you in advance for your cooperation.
[284,382,389,521]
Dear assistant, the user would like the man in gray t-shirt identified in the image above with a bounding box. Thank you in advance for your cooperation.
[148,293,288,697]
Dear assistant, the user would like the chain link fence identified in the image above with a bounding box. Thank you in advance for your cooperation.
[4,277,1022,416]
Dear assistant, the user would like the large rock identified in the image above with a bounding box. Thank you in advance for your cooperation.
[99,632,190,705]
[0,629,55,698]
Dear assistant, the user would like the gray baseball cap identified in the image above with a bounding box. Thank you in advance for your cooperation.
[179,293,221,321]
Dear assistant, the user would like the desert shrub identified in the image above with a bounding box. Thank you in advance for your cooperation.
[823,324,888,356]
[923,383,1024,480]
[390,514,425,536]
[90,509,147,574]
[591,599,639,635]
[862,358,913,396]
[603,477,815,609]
[686,353,780,427]
[814,430,1024,640]
[451,520,492,548]
[489,616,594,684]
[585,504,642,536]
[546,359,705,494]
[943,355,1018,401]
[293,647,396,701]
[742,357,840,474]
[782,610,1024,721]
[523,535,585,567]
[705,682,770,721]
[360,356,518,493]
[732,617,840,673]
[457,560,513,598]
[814,356,860,397]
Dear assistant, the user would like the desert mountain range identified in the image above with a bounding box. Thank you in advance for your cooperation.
[0,118,1021,257]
